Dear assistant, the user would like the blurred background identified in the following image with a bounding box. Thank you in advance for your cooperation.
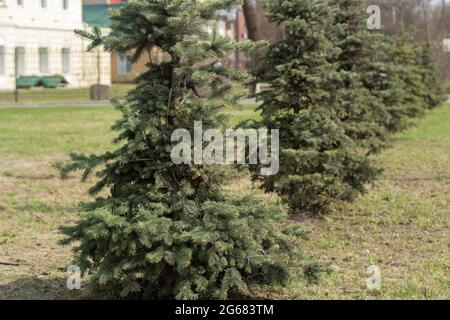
[2,0,450,104]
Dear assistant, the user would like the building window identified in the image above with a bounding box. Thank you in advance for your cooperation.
[41,0,47,8]
[62,0,68,10]
[39,47,49,74]
[15,47,26,76]
[62,48,70,74]
[118,52,132,75]
[0,46,4,76]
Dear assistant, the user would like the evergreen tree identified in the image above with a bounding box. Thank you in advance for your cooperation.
[331,0,422,136]
[362,35,412,133]
[57,0,318,299]
[381,34,445,130]
[325,4,411,134]
[418,42,446,109]
[249,0,380,213]
[390,32,429,119]
[331,0,390,154]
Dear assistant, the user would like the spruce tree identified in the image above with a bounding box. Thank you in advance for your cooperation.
[385,34,445,128]
[362,35,412,133]
[418,42,446,109]
[328,5,411,134]
[57,0,318,299]
[249,0,380,213]
[331,0,390,153]
[390,32,430,119]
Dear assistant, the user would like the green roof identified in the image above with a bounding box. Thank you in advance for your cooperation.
[83,4,124,27]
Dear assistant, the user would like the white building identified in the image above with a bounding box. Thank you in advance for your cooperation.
[0,0,111,89]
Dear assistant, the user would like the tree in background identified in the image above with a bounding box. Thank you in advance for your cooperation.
[390,32,430,119]
[242,0,283,45]
[366,0,450,81]
[57,0,319,299]
[359,35,414,133]
[332,0,429,136]
[249,0,380,213]
[331,0,390,153]
[419,42,447,108]
[242,0,284,91]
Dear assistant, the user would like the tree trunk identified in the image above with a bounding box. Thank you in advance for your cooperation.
[242,0,283,43]
[242,0,283,80]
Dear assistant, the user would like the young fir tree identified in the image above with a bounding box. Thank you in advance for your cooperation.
[249,0,380,213]
[362,35,412,133]
[331,0,420,136]
[331,0,390,154]
[390,32,429,119]
[418,42,446,109]
[57,0,319,299]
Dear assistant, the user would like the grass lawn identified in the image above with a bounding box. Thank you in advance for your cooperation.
[0,83,248,104]
[0,103,448,299]
[0,84,135,104]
